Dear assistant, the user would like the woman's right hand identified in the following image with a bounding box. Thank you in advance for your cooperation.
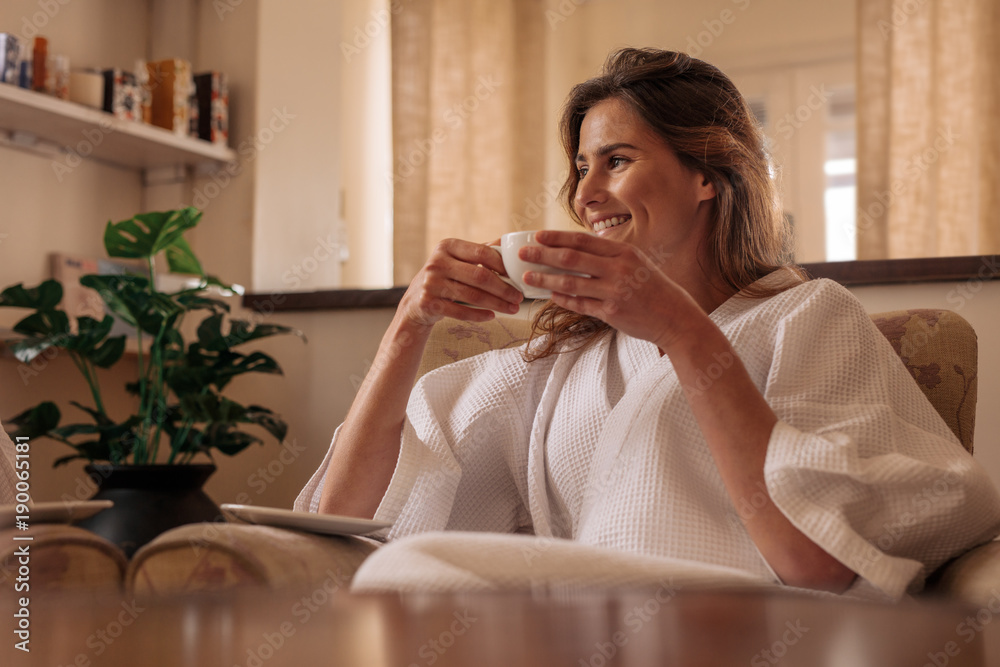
[398,238,524,329]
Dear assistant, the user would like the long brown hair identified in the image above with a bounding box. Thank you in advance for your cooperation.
[526,48,803,360]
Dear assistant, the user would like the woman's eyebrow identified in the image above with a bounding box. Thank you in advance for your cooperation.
[575,142,639,163]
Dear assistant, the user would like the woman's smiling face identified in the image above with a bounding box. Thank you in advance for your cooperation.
[574,97,717,261]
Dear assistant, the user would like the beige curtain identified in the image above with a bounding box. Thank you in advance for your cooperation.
[390,0,547,284]
[856,0,1000,259]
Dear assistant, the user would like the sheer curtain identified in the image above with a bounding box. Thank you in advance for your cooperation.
[856,0,1000,259]
[390,0,546,284]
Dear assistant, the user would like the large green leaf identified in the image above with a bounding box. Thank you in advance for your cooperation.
[79,274,147,328]
[243,405,288,442]
[80,274,180,335]
[12,310,70,337]
[5,402,61,438]
[195,312,225,349]
[197,313,304,351]
[164,237,204,276]
[9,334,64,364]
[173,292,230,314]
[70,315,114,349]
[51,440,111,467]
[87,336,127,368]
[50,422,101,439]
[212,351,282,390]
[7,315,120,365]
[103,207,202,260]
[202,427,260,457]
[0,280,63,310]
[223,320,305,348]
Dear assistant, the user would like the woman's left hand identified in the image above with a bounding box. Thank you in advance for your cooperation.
[519,230,701,349]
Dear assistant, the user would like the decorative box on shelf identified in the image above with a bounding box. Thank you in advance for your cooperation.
[194,72,228,146]
[101,68,142,122]
[147,59,193,136]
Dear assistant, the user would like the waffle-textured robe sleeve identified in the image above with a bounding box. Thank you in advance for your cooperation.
[294,349,556,538]
[759,283,1000,598]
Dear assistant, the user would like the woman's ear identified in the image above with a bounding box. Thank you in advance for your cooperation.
[697,175,717,202]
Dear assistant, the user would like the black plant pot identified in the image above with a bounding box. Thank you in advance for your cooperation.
[74,464,221,559]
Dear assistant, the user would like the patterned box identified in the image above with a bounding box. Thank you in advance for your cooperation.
[0,33,18,84]
[147,59,193,136]
[194,72,229,145]
[101,68,142,121]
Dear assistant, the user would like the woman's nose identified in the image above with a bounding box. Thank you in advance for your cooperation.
[575,172,607,210]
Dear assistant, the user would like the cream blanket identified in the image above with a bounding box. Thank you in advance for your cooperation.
[297,277,1000,599]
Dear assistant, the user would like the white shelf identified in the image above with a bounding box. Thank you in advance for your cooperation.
[0,83,236,170]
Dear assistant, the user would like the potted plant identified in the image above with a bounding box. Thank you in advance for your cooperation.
[1,207,303,556]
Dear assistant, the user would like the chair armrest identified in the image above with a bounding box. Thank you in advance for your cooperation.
[126,523,379,599]
[0,524,126,592]
[924,540,1000,606]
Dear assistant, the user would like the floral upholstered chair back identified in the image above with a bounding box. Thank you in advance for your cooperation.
[869,309,977,453]
[419,308,978,454]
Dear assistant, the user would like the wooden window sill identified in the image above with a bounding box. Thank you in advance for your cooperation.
[242,255,1000,312]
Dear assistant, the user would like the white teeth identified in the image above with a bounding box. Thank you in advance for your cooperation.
[594,216,629,231]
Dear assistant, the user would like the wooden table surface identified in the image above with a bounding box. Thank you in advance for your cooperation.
[4,585,999,666]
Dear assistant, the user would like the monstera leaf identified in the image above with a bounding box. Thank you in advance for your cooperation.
[103,208,202,266]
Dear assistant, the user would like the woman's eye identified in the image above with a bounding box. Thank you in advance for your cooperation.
[577,166,588,178]
[610,156,627,168]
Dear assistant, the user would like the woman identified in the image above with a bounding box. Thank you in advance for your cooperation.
[297,49,1000,598]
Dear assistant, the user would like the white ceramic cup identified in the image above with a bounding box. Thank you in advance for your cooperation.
[490,231,586,299]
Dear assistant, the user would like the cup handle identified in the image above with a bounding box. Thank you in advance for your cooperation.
[487,245,520,291]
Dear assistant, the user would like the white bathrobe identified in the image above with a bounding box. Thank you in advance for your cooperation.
[296,276,1000,599]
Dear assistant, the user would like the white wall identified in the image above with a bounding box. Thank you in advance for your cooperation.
[252,0,342,292]
[0,0,149,288]
[338,0,393,289]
